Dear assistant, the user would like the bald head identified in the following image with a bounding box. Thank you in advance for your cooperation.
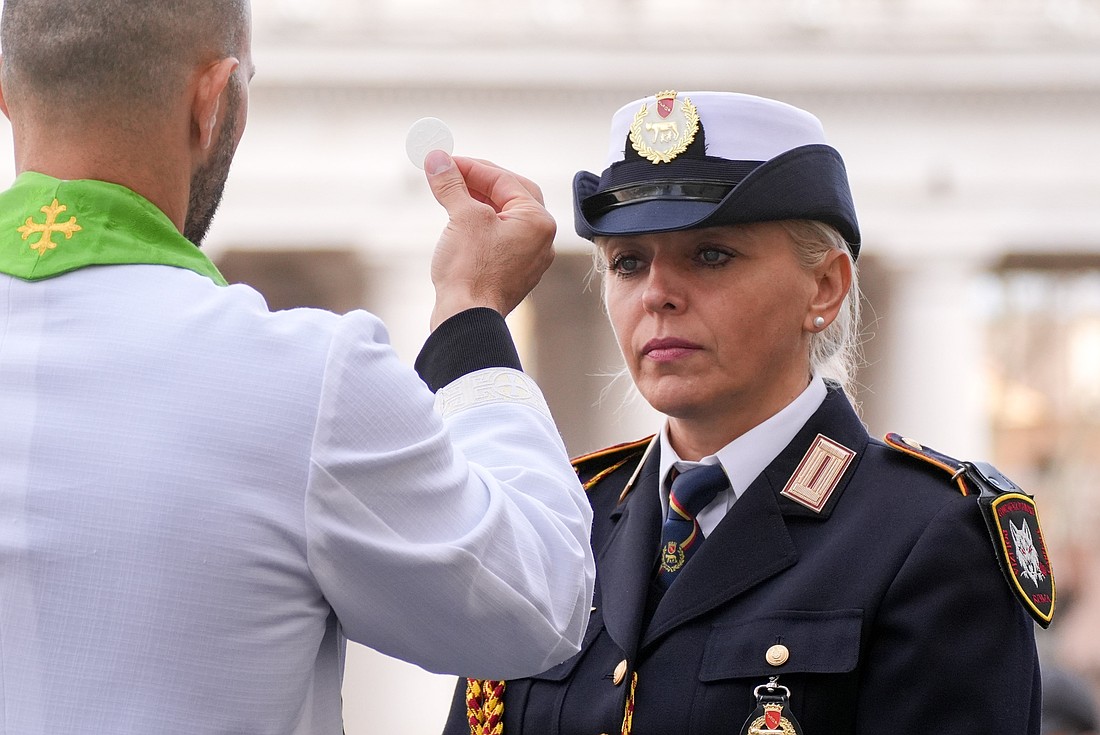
[1,0,249,120]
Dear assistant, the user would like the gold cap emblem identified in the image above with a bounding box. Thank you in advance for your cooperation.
[629,90,700,164]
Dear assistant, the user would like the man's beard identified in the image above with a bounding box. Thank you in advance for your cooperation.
[183,80,240,247]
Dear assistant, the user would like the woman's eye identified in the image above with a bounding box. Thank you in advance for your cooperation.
[609,255,641,274]
[698,248,731,266]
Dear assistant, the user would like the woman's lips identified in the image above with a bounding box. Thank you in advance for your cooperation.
[643,338,702,362]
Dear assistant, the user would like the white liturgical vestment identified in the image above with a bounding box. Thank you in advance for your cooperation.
[0,260,594,734]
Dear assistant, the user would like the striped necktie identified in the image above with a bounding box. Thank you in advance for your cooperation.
[656,463,728,590]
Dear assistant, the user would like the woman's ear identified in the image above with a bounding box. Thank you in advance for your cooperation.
[805,248,853,332]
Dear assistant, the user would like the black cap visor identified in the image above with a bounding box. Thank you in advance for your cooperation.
[574,144,861,257]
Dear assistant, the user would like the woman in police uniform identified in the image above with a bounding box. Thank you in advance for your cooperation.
[443,91,1052,735]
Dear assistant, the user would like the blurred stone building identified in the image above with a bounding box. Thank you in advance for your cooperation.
[211,1,1100,730]
[4,0,1098,731]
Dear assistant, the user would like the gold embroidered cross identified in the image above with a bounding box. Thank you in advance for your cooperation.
[18,199,82,256]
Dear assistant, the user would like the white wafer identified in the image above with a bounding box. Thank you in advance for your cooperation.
[406,117,454,169]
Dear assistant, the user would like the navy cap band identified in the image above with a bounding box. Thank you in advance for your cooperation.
[594,157,763,190]
[583,182,734,217]
[583,157,765,220]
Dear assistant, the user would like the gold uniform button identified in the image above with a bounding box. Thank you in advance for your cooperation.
[612,659,628,686]
[901,437,924,451]
[766,644,790,666]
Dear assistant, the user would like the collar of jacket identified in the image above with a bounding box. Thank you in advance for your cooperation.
[597,386,869,654]
[0,172,227,285]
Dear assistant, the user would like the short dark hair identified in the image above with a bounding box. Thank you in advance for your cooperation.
[1,0,248,112]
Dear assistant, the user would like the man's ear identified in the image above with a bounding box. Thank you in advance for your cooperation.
[191,57,239,151]
[0,55,11,121]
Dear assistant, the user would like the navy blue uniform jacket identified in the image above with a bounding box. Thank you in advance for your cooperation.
[443,387,1042,734]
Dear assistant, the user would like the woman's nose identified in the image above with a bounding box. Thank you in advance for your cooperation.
[640,262,685,314]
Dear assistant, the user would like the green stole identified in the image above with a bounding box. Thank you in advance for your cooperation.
[0,171,226,286]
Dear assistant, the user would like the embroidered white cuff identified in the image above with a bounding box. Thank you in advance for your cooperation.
[433,368,550,419]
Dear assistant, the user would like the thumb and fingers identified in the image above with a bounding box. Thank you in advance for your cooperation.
[422,151,557,330]
[426,152,545,212]
[457,157,546,209]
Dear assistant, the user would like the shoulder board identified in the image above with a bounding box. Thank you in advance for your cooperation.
[884,433,970,495]
[884,432,1056,628]
[572,436,654,492]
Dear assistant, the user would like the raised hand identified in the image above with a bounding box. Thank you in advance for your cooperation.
[423,151,557,330]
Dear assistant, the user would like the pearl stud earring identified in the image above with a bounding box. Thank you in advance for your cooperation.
[813,316,826,329]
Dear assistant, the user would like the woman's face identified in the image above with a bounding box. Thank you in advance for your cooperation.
[600,222,824,432]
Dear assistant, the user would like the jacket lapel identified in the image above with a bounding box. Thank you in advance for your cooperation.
[643,388,870,647]
[596,443,663,659]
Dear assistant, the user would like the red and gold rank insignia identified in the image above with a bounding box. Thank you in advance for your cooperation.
[781,434,855,513]
[629,90,700,164]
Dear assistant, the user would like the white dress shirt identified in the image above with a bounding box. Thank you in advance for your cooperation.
[0,264,595,734]
[658,377,828,536]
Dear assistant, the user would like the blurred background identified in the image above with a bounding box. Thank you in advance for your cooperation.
[3,0,1100,731]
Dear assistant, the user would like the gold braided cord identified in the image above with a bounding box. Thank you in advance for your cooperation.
[465,671,636,735]
[465,678,480,735]
[620,671,638,735]
[466,678,505,735]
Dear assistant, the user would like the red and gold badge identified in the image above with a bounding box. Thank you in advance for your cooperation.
[661,540,686,574]
[629,90,700,164]
[742,701,800,735]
